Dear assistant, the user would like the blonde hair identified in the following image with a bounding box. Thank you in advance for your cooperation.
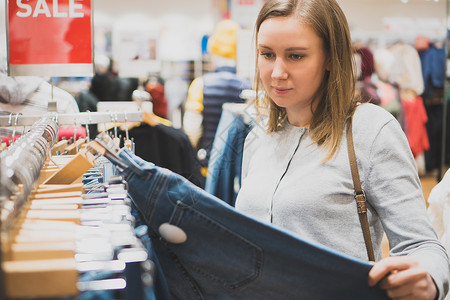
[254,0,357,161]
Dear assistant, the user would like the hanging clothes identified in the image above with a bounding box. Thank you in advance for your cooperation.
[0,118,155,300]
[354,46,375,81]
[0,78,80,138]
[145,77,169,119]
[401,92,430,157]
[420,44,446,99]
[388,42,424,96]
[116,123,205,188]
[205,105,253,206]
[376,81,400,114]
[420,44,446,172]
[184,66,251,169]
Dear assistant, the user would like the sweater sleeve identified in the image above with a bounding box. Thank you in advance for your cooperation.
[184,77,204,112]
[362,116,449,299]
[240,123,264,182]
[183,77,204,148]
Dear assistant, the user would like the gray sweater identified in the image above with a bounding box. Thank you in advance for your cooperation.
[235,103,449,298]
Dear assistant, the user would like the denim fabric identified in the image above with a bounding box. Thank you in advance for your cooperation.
[135,224,172,300]
[205,111,251,206]
[197,66,251,168]
[205,109,236,192]
[112,149,388,300]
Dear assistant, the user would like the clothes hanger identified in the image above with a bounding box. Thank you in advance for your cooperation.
[85,132,145,177]
[43,147,96,185]
[11,113,22,145]
[400,89,418,102]
[62,119,87,155]
[3,175,146,299]
[142,110,161,127]
[112,112,121,147]
[0,140,7,151]
[6,113,13,146]
[131,82,172,128]
[123,111,134,152]
[51,139,69,155]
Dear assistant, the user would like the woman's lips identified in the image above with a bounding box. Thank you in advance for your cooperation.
[273,87,291,95]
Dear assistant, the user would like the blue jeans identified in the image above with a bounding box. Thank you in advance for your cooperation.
[205,110,251,206]
[115,149,388,300]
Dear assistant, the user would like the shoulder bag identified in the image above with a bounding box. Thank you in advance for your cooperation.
[346,116,376,261]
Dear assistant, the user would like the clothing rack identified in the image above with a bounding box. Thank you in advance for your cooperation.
[0,114,58,211]
[0,115,58,300]
[0,115,151,299]
[0,111,143,127]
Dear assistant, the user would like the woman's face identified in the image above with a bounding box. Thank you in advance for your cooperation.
[257,15,329,124]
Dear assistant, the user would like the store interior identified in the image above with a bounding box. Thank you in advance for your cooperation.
[0,0,449,298]
[57,0,450,184]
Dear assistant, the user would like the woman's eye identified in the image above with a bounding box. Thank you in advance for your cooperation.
[290,54,303,60]
[260,52,274,59]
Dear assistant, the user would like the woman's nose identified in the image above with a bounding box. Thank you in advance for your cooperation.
[271,58,288,80]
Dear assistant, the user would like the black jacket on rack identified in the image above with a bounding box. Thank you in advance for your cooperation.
[116,123,205,188]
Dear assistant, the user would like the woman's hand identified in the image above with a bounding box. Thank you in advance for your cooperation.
[368,256,437,300]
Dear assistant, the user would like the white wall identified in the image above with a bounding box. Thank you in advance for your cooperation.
[89,0,446,64]
[0,0,447,72]
[92,0,217,62]
[339,0,446,31]
[338,0,447,45]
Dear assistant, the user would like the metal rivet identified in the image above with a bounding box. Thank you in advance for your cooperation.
[158,223,187,244]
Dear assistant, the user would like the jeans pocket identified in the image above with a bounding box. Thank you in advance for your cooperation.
[168,204,263,290]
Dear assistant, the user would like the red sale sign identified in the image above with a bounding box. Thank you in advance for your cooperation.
[7,0,93,76]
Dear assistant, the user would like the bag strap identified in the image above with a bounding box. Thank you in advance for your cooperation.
[346,116,376,261]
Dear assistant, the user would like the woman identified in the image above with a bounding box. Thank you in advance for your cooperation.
[234,0,449,299]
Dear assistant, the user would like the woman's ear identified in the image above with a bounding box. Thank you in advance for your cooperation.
[325,58,331,71]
